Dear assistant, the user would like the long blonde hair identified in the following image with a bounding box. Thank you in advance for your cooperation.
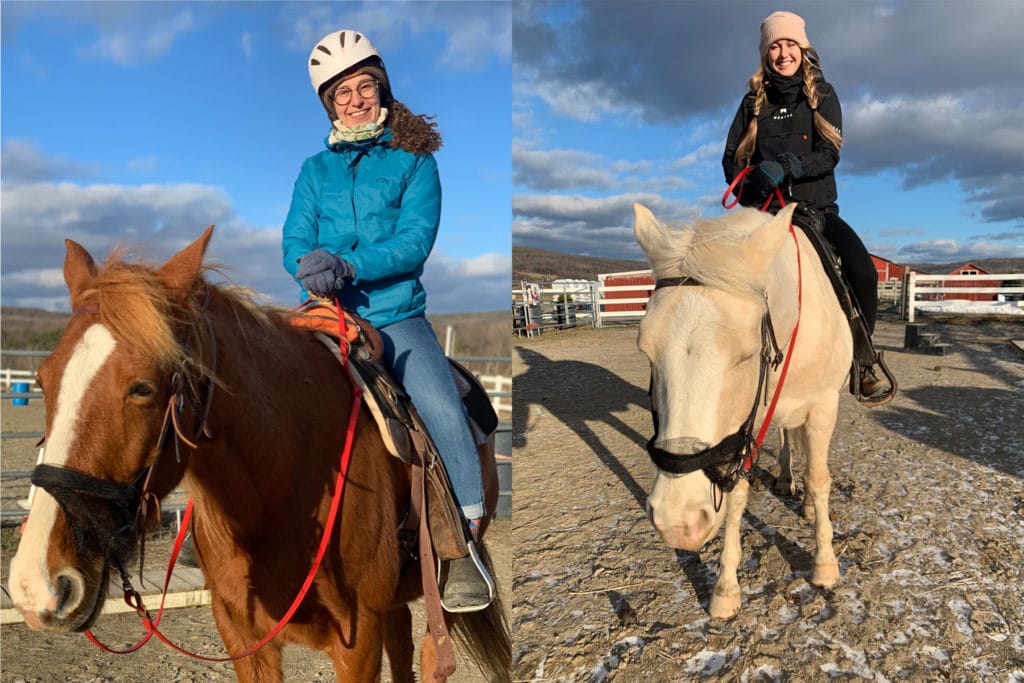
[733,47,843,167]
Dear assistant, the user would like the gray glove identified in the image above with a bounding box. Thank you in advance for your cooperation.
[756,160,786,188]
[295,249,355,298]
[776,152,804,180]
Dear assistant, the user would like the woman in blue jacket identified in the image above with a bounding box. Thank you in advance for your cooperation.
[282,29,491,612]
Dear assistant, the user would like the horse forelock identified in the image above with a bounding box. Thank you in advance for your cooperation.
[82,253,198,371]
[650,210,771,296]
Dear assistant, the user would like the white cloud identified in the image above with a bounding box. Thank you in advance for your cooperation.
[77,10,195,65]
[284,2,510,72]
[1,177,509,313]
[241,31,254,58]
[1,140,96,183]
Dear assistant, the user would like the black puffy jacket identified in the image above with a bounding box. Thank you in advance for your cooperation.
[722,71,842,213]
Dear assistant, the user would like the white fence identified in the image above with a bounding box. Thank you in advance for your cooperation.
[906,272,1024,323]
[514,271,1024,331]
[513,279,653,333]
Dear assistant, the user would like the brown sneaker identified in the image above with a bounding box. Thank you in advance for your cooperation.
[860,366,887,398]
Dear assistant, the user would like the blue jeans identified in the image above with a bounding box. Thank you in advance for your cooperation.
[379,315,485,519]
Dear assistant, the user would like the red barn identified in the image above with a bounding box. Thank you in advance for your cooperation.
[871,254,908,283]
[943,263,994,301]
[600,270,654,312]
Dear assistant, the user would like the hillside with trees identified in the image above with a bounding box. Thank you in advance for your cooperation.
[514,246,1024,284]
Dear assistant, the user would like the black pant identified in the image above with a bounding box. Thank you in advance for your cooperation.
[823,212,877,335]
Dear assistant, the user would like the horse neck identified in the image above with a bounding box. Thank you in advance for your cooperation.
[185,292,362,532]
[764,232,803,331]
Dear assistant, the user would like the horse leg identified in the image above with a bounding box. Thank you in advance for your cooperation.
[708,478,750,619]
[801,406,840,588]
[774,427,797,497]
[208,599,286,683]
[325,606,385,682]
[382,605,415,683]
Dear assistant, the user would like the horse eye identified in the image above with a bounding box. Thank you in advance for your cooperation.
[734,352,757,368]
[128,381,157,399]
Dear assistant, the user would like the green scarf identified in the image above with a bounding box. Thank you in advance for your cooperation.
[328,108,389,145]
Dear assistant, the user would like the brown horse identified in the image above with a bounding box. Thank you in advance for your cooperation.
[8,227,510,682]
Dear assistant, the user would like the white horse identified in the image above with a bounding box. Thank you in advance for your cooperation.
[633,202,852,619]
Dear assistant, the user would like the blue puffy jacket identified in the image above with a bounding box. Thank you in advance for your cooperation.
[282,129,441,327]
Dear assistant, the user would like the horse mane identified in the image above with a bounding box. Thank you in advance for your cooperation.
[648,209,771,296]
[82,248,290,398]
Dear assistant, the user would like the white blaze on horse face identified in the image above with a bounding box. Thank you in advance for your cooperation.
[9,324,117,621]
[641,289,763,551]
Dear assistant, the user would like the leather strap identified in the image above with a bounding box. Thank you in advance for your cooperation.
[414,445,457,679]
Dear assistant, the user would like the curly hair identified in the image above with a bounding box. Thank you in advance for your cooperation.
[733,47,843,167]
[387,100,442,155]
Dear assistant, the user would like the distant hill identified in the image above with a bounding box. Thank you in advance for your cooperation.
[513,246,648,283]
[905,258,1024,275]
[0,307,509,361]
[514,246,1024,283]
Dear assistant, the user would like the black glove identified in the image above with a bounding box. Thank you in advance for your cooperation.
[295,249,355,298]
[776,152,804,180]
[756,159,786,188]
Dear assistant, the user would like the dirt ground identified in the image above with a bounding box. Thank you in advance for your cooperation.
[512,314,1024,681]
[0,401,510,682]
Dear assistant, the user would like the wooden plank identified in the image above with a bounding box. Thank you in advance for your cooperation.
[1,567,208,624]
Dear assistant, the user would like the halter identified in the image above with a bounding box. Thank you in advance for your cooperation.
[645,200,803,505]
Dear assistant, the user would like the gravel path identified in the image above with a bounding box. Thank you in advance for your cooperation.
[512,316,1024,681]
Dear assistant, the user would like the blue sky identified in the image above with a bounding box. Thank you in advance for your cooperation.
[1,1,511,312]
[513,1,1024,267]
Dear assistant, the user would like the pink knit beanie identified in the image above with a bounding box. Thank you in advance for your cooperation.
[759,11,810,58]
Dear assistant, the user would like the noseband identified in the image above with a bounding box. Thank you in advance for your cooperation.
[645,271,795,498]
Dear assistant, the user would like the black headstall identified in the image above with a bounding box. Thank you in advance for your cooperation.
[645,276,784,501]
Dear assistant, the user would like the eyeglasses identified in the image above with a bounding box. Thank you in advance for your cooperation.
[333,80,379,105]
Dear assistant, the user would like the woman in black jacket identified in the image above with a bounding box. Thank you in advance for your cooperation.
[723,10,887,397]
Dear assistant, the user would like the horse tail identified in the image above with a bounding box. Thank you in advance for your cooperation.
[451,539,511,682]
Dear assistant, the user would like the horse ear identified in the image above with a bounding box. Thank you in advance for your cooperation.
[744,204,796,275]
[634,203,668,262]
[64,239,99,310]
[157,226,215,299]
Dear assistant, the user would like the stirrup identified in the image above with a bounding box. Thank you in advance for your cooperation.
[438,540,495,613]
[852,352,897,407]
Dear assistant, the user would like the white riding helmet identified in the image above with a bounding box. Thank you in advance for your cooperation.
[309,29,382,97]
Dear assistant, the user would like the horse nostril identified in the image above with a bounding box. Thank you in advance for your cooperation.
[55,574,74,613]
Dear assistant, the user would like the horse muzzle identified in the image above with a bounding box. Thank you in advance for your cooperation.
[646,471,720,551]
[12,561,107,633]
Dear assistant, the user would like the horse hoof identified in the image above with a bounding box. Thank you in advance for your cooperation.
[772,480,794,497]
[709,591,740,619]
[811,562,839,588]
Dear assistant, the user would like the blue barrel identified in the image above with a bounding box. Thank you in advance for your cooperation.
[12,381,29,406]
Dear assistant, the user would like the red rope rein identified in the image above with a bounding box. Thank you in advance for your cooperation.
[722,168,803,472]
[86,298,363,661]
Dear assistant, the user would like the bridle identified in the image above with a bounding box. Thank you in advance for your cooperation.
[644,278,786,498]
[30,300,218,621]
[645,177,804,504]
